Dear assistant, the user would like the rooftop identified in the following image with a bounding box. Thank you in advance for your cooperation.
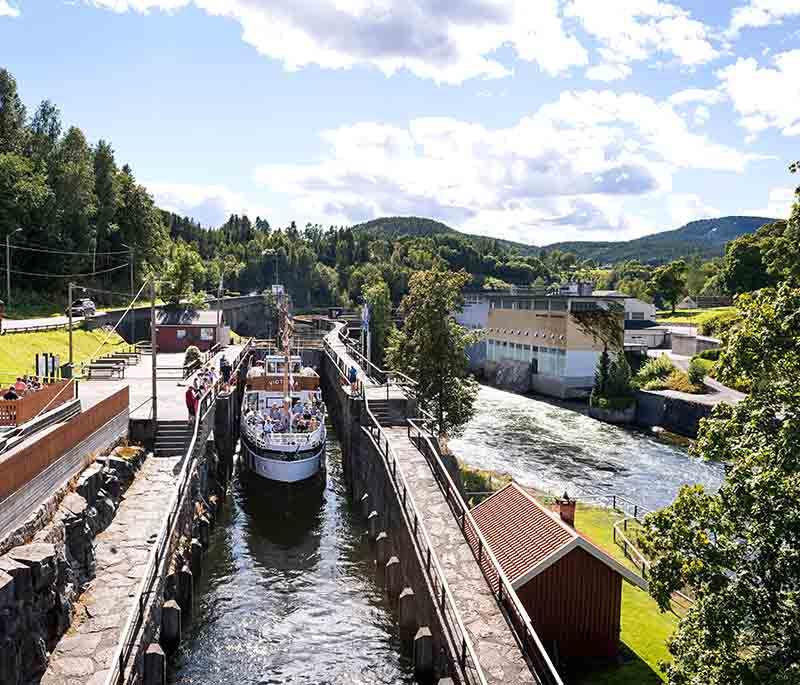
[156,307,220,326]
[471,483,647,591]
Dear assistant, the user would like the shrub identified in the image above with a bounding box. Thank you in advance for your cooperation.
[634,355,675,387]
[697,309,741,337]
[607,351,633,398]
[697,348,721,361]
[184,345,201,368]
[665,369,703,394]
[688,358,707,386]
[590,394,635,410]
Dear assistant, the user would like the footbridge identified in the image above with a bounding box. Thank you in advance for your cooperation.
[321,322,562,685]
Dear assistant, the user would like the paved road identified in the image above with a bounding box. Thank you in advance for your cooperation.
[3,314,86,332]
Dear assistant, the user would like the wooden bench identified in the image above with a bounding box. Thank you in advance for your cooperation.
[103,353,140,366]
[83,361,126,379]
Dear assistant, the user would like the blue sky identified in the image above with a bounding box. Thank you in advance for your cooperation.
[2,0,799,245]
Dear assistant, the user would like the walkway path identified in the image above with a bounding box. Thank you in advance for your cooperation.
[647,349,745,405]
[384,427,536,684]
[40,454,180,685]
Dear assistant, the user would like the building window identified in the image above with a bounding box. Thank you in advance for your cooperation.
[200,327,214,341]
[570,301,599,312]
[631,311,645,320]
[176,329,186,340]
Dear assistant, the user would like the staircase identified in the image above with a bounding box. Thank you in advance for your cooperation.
[367,398,407,427]
[154,420,192,457]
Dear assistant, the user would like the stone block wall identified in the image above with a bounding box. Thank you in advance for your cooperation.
[0,446,146,685]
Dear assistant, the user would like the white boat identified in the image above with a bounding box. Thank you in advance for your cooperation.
[240,351,326,484]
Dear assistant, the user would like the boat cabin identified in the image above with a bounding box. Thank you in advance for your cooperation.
[247,354,320,393]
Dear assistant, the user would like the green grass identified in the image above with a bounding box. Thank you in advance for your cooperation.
[655,306,734,324]
[570,504,678,684]
[0,327,128,382]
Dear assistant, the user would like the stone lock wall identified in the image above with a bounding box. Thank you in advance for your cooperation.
[0,445,147,685]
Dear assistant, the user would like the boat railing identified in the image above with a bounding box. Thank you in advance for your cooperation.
[243,422,325,450]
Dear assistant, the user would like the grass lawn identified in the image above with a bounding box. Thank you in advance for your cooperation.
[0,327,128,382]
[569,504,679,685]
[655,306,734,325]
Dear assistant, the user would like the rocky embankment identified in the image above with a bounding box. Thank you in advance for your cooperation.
[0,445,146,685]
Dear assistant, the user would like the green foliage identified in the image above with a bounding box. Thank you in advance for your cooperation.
[363,278,393,367]
[183,345,201,368]
[0,68,27,154]
[572,306,625,352]
[720,233,774,294]
[607,352,634,398]
[634,355,675,388]
[593,348,611,396]
[386,269,479,436]
[646,260,687,313]
[687,359,706,386]
[589,394,635,411]
[161,241,205,304]
[697,348,721,361]
[697,309,741,337]
[640,279,800,684]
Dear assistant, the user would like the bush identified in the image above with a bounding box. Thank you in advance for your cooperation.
[697,309,741,337]
[688,358,707,386]
[184,345,201,368]
[634,355,675,387]
[697,348,721,361]
[665,369,703,394]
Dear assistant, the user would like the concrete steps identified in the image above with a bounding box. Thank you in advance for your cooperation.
[154,420,192,457]
[368,399,407,427]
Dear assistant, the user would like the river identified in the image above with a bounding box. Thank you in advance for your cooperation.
[169,424,415,685]
[449,385,724,512]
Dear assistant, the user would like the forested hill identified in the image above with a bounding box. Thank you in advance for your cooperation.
[543,216,775,264]
[353,216,539,256]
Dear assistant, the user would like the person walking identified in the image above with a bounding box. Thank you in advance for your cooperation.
[348,365,358,395]
[185,384,198,425]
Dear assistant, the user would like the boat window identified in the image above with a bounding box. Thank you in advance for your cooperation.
[267,362,277,373]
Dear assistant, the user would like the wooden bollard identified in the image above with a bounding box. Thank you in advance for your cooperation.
[375,531,390,565]
[144,644,166,685]
[160,600,181,653]
[385,556,401,597]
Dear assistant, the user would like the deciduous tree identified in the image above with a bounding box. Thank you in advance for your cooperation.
[386,269,479,436]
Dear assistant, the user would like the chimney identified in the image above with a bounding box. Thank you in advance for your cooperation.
[556,492,576,527]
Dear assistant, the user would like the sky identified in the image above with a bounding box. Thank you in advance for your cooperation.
[1,1,799,246]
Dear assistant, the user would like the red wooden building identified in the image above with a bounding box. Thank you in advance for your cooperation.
[155,308,225,353]
[471,482,647,661]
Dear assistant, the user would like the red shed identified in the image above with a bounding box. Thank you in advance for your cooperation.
[155,308,224,353]
[471,482,647,661]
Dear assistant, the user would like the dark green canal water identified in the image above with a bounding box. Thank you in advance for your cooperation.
[168,424,415,685]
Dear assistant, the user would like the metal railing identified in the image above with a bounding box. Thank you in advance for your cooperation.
[407,419,563,685]
[104,339,253,685]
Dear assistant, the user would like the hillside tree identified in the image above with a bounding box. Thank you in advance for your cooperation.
[646,260,687,312]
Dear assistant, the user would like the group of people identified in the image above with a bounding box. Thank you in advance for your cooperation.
[3,375,44,401]
[185,356,237,423]
[245,397,324,439]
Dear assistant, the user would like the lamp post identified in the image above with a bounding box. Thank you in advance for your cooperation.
[6,228,22,307]
[121,242,135,343]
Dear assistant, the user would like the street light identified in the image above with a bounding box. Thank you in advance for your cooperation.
[6,228,22,307]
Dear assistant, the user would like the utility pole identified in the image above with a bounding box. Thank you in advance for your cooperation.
[68,282,74,374]
[150,278,158,424]
[122,243,135,343]
[6,228,21,306]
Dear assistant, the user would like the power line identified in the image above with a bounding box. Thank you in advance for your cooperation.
[10,243,132,257]
[0,263,130,278]
[78,284,138,298]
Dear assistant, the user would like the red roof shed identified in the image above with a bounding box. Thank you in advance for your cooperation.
[471,483,647,661]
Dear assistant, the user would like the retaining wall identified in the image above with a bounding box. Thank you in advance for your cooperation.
[635,390,714,438]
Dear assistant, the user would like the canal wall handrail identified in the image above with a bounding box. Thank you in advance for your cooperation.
[407,419,563,685]
[322,326,488,685]
[105,339,253,685]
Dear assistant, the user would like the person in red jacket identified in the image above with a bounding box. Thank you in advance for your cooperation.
[185,385,198,425]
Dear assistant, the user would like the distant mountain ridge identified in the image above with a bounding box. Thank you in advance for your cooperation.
[352,215,776,264]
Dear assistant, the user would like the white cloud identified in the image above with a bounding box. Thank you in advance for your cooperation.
[668,193,719,226]
[728,0,800,36]
[668,88,725,106]
[746,185,798,218]
[253,91,754,244]
[717,50,800,136]
[566,0,718,81]
[87,0,589,84]
[0,1,19,17]
[692,105,711,126]
[145,182,270,227]
[585,63,632,81]
[88,0,189,11]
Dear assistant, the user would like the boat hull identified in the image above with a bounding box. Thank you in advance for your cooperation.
[240,439,326,484]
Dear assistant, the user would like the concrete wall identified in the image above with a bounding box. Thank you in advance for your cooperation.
[320,354,455,680]
[671,334,721,357]
[635,390,714,438]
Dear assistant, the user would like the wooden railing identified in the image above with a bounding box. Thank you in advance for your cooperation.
[0,380,76,427]
[0,386,129,500]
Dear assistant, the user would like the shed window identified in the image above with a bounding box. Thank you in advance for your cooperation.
[176,329,186,340]
[200,327,214,341]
